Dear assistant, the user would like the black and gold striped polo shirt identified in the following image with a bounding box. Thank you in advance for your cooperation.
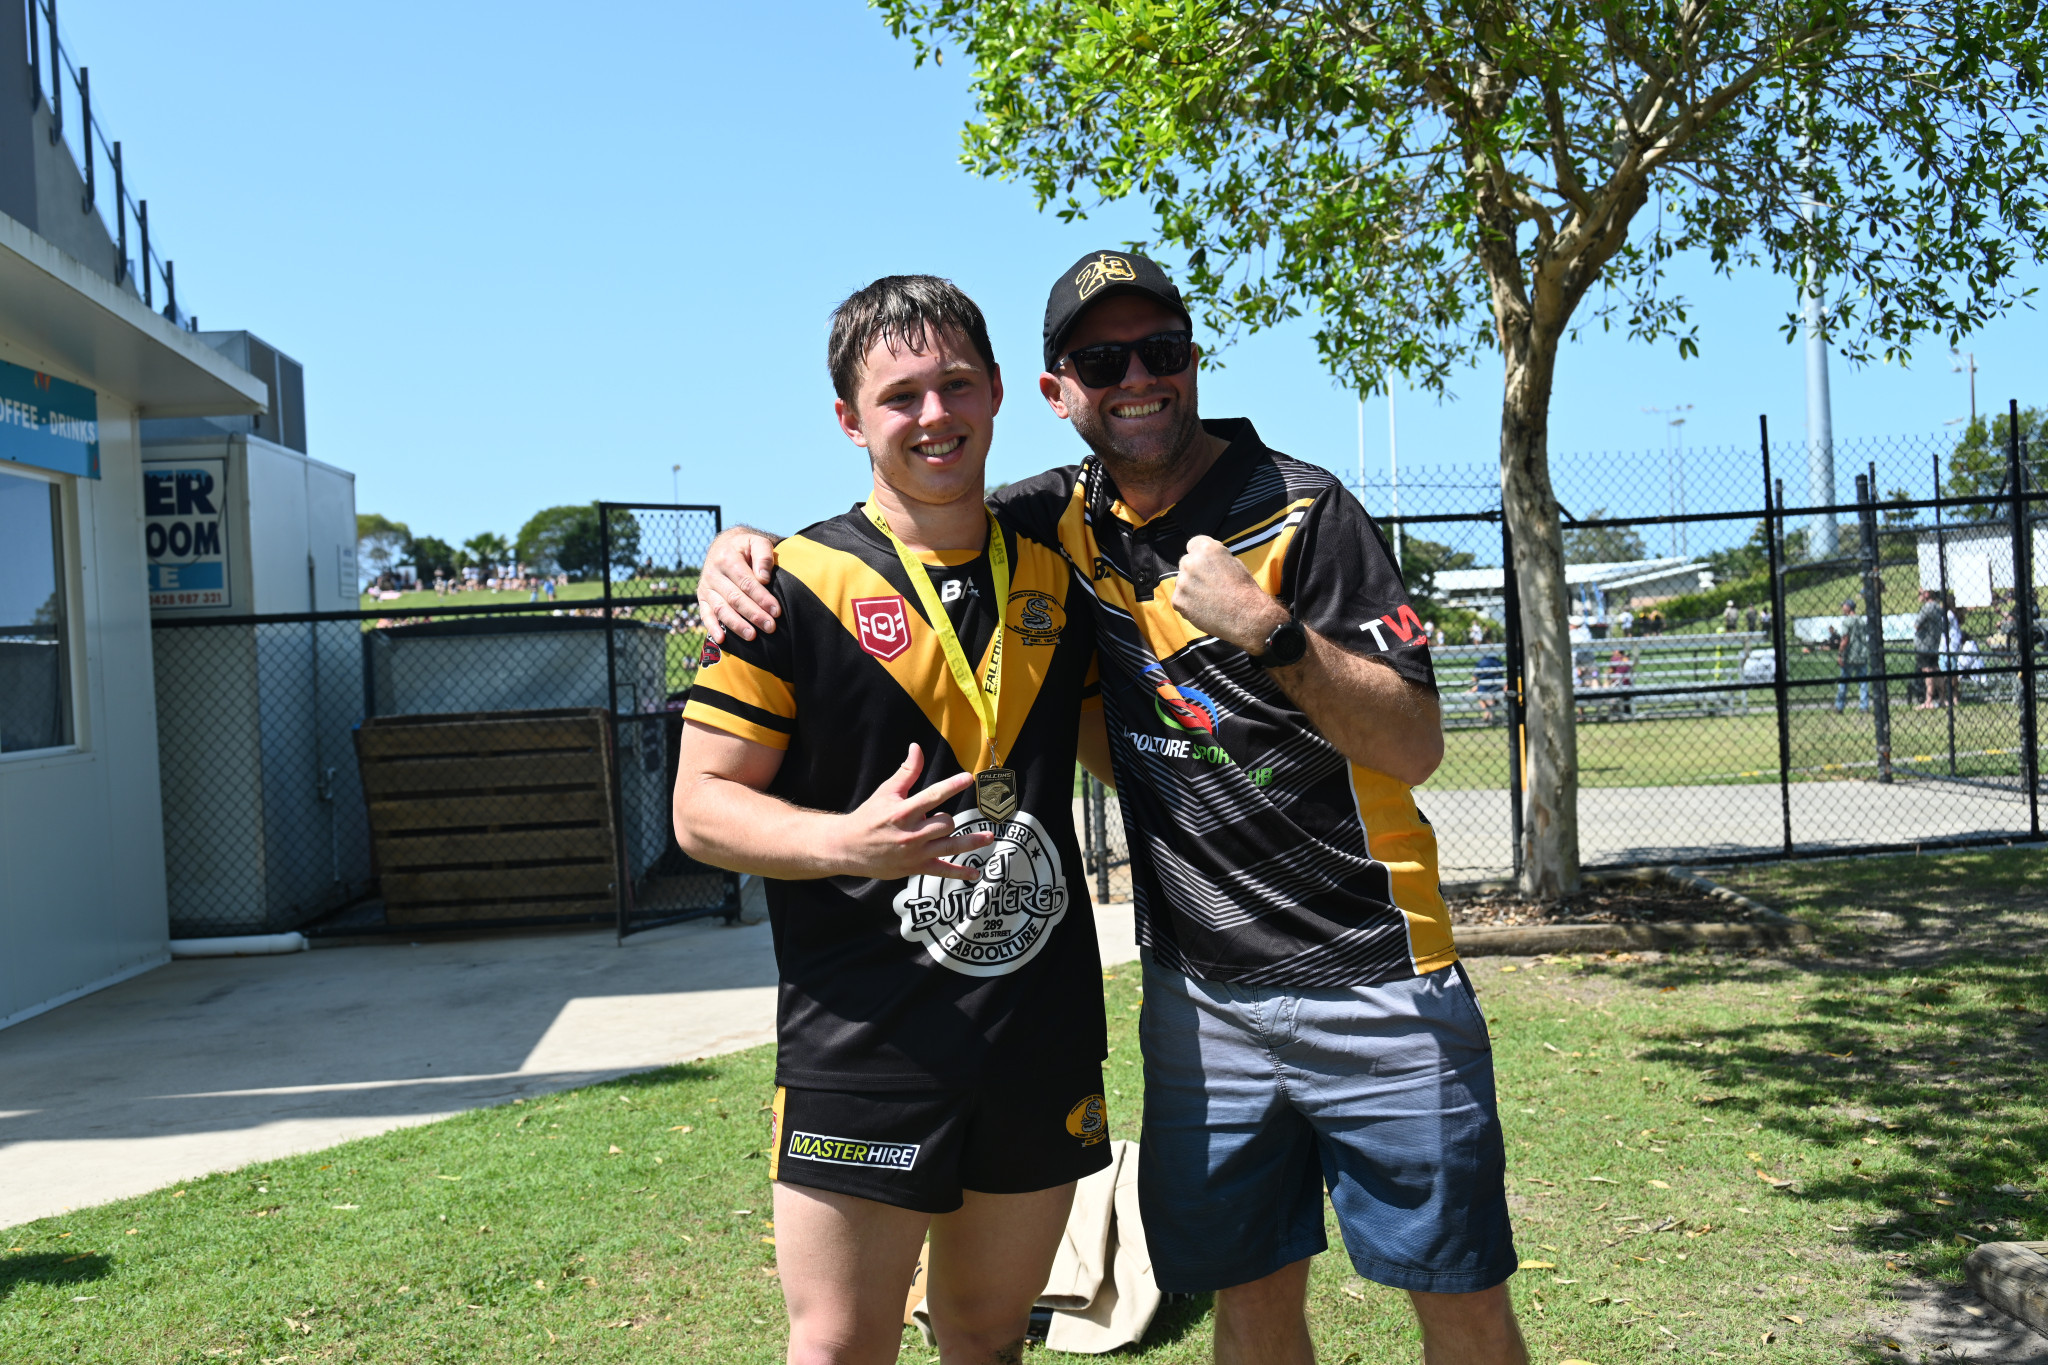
[994,417,1453,989]
[682,506,1104,1092]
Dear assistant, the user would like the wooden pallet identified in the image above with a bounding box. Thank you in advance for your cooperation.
[355,709,619,925]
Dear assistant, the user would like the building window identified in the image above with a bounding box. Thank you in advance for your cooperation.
[0,468,72,754]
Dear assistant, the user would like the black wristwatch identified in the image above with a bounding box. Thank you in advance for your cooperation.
[1254,615,1307,668]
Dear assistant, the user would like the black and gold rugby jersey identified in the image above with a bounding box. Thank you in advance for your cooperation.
[994,417,1454,989]
[681,507,1104,1092]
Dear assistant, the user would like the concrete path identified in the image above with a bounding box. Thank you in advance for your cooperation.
[1419,777,2035,878]
[1,902,1140,1229]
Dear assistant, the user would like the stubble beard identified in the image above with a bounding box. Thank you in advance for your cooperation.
[1066,380,1205,500]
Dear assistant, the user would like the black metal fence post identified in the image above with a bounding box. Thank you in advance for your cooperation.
[600,504,629,943]
[1856,472,1894,783]
[2007,401,2040,836]
[76,65,91,212]
[1090,776,1109,903]
[1763,416,1792,855]
[1501,515,1525,881]
[112,140,126,285]
[138,200,150,308]
[47,0,60,144]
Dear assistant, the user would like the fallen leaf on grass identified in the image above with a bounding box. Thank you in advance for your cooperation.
[433,1175,461,1182]
[1756,1170,1795,1188]
[1649,1180,1671,1189]
[668,1125,693,1133]
[1518,1260,1556,1270]
[1585,1176,1619,1184]
[1782,1314,1805,1325]
[1762,1330,1775,1343]
[1747,1151,1764,1160]
[760,1236,776,1245]
[329,1205,359,1211]
[607,1145,623,1155]
[1500,966,1519,973]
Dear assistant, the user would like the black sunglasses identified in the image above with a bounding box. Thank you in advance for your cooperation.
[1058,330,1193,389]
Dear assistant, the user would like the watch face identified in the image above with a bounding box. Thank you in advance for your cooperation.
[1264,619,1307,665]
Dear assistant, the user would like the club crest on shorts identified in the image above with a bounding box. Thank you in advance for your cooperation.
[1066,1094,1108,1146]
[893,810,1068,977]
[852,595,911,661]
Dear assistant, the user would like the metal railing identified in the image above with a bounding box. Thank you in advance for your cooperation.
[24,0,198,325]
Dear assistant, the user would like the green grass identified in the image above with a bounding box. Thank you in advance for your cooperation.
[6,852,2047,1362]
[1433,694,2038,790]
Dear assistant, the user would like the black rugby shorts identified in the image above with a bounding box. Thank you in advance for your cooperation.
[768,1057,1111,1213]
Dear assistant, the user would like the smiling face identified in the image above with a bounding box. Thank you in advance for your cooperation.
[836,324,1003,512]
[1039,293,1204,482]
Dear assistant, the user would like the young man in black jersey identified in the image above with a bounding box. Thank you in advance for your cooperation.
[697,254,1525,1365]
[671,276,1109,1365]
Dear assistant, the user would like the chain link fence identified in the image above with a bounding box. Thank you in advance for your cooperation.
[1076,410,2044,891]
[152,503,734,939]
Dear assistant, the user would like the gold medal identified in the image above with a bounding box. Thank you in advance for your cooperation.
[974,766,1020,823]
[862,499,1015,823]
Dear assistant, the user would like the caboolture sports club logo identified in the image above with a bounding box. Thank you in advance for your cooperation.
[853,595,911,661]
[894,810,1068,977]
[1126,662,1234,767]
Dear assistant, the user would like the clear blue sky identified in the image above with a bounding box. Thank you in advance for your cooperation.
[60,0,2048,565]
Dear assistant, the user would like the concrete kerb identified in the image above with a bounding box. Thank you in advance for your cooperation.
[1445,865,1814,957]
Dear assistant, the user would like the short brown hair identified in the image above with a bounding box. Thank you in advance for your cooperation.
[827,275,998,405]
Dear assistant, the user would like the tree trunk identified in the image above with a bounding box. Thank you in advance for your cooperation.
[1499,324,1580,899]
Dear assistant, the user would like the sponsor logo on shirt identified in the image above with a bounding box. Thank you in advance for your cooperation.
[1358,603,1429,652]
[784,1130,920,1171]
[1066,1094,1108,1147]
[894,810,1069,977]
[1145,663,1219,736]
[1008,589,1065,645]
[853,595,912,661]
[698,641,722,667]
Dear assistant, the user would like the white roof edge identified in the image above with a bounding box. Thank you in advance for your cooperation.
[0,212,269,416]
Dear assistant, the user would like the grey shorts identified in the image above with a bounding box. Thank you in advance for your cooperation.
[1136,954,1516,1294]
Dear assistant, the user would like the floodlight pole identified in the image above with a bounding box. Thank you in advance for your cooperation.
[1801,128,1840,561]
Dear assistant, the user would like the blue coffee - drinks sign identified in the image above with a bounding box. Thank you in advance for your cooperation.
[0,356,99,479]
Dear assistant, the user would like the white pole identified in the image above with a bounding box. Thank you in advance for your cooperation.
[1388,386,1402,567]
[1801,110,1839,560]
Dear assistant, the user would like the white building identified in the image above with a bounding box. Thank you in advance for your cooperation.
[1434,557,1713,622]
[1,14,269,1027]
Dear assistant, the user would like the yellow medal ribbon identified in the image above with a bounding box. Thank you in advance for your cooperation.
[862,498,1009,771]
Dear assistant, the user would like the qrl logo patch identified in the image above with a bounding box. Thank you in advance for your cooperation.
[853,595,911,661]
[894,810,1069,977]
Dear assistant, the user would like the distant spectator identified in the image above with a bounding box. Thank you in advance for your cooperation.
[1614,606,1634,637]
[1468,619,1485,646]
[1745,605,1759,633]
[1914,588,1945,709]
[1838,598,1871,713]
[1723,599,1739,633]
[1570,615,1596,686]
[1759,605,1772,636]
[1472,651,1506,725]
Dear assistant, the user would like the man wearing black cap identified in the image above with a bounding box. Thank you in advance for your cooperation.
[699,252,1524,1365]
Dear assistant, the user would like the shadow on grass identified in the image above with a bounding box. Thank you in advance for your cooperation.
[1583,949,2048,1277]
[0,1251,112,1301]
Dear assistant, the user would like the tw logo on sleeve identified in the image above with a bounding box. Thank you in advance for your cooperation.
[1358,605,1428,652]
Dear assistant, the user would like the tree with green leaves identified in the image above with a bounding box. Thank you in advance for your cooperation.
[462,532,512,575]
[356,513,410,579]
[1396,531,1476,604]
[878,0,2048,895]
[1944,406,2047,512]
[514,505,644,580]
[409,536,459,580]
[1561,512,1645,566]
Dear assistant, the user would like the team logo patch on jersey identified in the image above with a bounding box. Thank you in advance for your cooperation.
[698,640,722,667]
[784,1130,919,1171]
[894,810,1069,977]
[1008,589,1065,645]
[852,595,912,661]
[1065,1094,1108,1146]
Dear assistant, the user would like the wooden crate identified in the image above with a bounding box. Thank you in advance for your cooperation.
[355,709,620,925]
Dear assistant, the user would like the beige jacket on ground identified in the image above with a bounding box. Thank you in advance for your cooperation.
[907,1139,1162,1354]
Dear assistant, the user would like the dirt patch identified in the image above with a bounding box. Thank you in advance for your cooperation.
[1450,881,1753,929]
[1866,1276,2048,1362]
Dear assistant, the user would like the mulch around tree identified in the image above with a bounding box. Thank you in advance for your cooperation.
[1448,878,1754,929]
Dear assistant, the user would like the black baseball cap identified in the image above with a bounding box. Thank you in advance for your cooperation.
[1042,249,1191,371]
